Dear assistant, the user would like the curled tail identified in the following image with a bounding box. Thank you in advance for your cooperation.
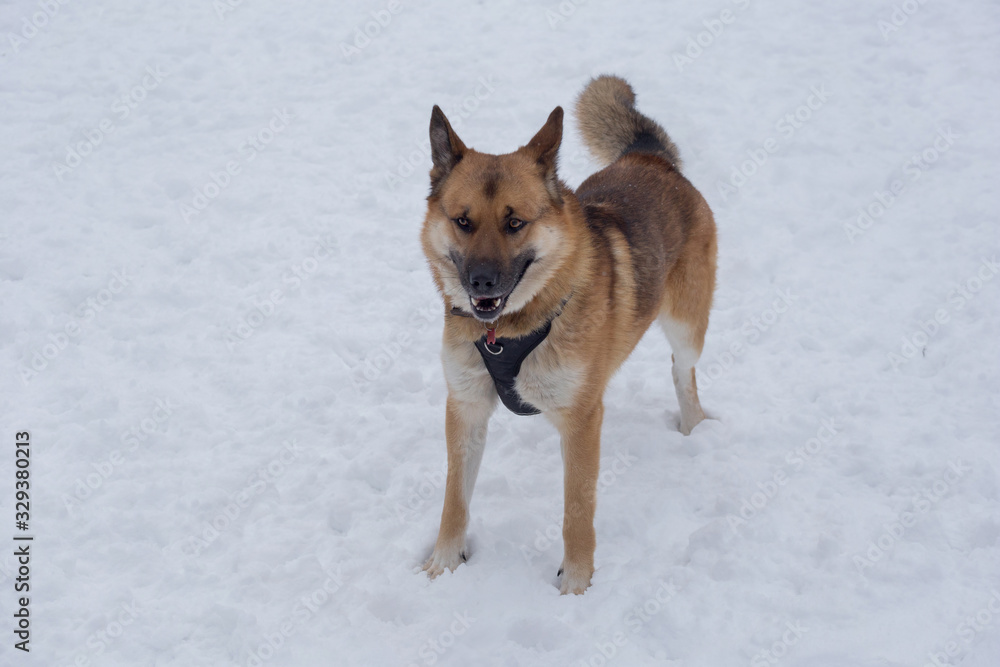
[575,75,681,171]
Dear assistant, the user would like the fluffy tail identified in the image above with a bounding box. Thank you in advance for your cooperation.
[575,75,681,170]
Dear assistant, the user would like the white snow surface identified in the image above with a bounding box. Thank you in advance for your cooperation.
[1,0,999,665]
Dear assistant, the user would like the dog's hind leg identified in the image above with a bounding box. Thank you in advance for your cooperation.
[659,313,707,435]
[658,232,715,434]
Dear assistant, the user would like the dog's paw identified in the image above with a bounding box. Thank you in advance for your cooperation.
[557,562,593,595]
[422,548,467,580]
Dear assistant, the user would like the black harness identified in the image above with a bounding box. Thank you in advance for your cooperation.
[452,295,571,416]
[474,322,552,415]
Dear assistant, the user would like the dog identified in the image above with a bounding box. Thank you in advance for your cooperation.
[419,75,717,594]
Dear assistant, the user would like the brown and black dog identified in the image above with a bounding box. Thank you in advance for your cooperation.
[420,75,717,594]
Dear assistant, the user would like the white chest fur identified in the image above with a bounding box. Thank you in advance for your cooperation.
[443,332,584,414]
[514,340,584,413]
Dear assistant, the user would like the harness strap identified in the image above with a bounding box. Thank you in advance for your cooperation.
[450,294,572,416]
[474,321,552,415]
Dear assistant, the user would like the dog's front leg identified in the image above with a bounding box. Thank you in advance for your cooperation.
[423,393,493,578]
[556,401,603,595]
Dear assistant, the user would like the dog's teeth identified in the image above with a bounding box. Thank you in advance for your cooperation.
[470,296,502,311]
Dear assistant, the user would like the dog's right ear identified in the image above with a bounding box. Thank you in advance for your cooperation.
[429,105,467,194]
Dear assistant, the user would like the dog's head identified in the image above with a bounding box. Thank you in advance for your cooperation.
[421,105,573,323]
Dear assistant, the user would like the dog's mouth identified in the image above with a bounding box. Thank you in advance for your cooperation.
[470,294,508,317]
[465,259,533,322]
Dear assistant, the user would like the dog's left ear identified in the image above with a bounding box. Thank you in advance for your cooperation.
[523,106,564,204]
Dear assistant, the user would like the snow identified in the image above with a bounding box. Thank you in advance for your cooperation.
[1,0,998,665]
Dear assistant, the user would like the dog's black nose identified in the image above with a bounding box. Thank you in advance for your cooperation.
[468,263,500,293]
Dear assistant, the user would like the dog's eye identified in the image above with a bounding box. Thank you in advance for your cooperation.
[508,218,526,231]
[454,217,471,230]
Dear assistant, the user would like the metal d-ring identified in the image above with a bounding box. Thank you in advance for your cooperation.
[485,342,503,355]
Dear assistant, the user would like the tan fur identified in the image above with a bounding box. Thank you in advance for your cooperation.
[575,75,682,169]
[420,76,717,594]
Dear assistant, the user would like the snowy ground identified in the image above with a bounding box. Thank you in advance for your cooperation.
[1,0,998,665]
